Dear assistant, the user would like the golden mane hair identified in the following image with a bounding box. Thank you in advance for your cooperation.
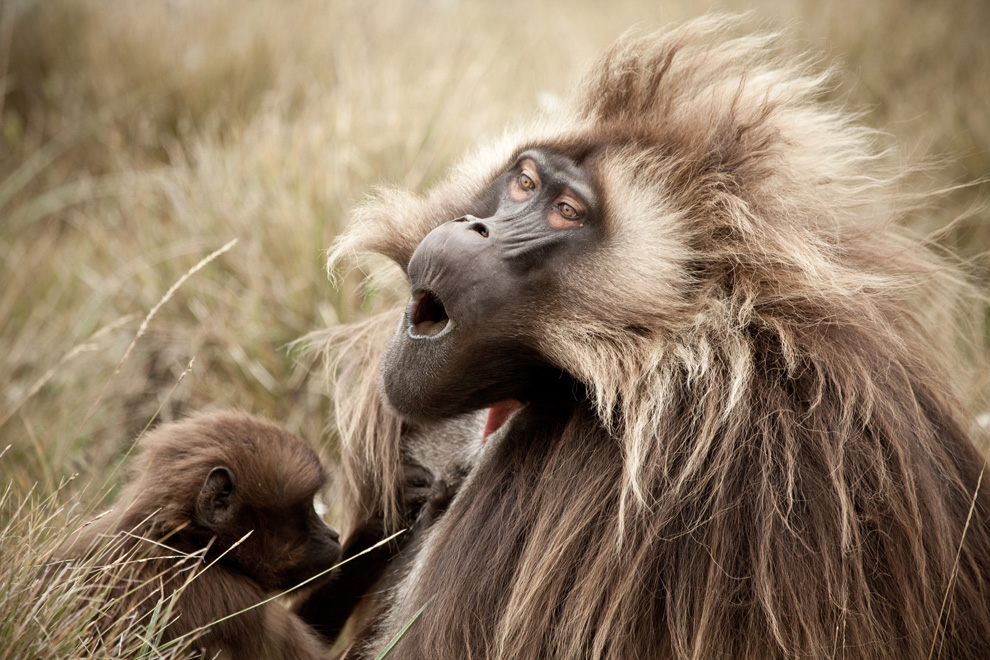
[318,15,990,659]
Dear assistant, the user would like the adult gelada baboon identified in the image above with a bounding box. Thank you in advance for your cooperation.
[57,411,341,660]
[323,16,990,660]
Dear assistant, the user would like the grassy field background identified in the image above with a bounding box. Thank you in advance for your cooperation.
[1,0,988,656]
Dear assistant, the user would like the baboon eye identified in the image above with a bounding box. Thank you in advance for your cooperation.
[557,202,580,219]
[509,159,541,201]
[548,194,586,229]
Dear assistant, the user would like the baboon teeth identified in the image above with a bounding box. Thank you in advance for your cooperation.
[409,289,452,338]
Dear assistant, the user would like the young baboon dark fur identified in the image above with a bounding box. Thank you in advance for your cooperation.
[318,16,990,660]
[57,411,341,660]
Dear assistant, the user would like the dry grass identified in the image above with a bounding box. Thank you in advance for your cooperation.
[0,468,198,659]
[1,0,988,656]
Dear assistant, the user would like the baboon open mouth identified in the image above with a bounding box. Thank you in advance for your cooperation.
[408,289,453,338]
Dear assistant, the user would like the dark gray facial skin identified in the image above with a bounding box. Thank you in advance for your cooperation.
[381,148,600,420]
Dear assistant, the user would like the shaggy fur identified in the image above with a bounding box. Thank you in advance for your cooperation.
[56,411,333,660]
[301,316,485,651]
[304,311,485,536]
[322,16,990,660]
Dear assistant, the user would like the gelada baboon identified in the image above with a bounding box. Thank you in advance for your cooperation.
[320,15,990,660]
[58,411,341,659]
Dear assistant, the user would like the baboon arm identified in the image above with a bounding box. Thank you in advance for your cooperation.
[293,517,396,645]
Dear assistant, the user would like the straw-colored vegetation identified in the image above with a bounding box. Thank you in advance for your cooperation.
[1,0,987,656]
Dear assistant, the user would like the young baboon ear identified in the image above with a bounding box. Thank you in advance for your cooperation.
[195,466,237,528]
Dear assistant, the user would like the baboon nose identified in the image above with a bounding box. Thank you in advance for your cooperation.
[467,221,489,238]
[453,215,490,238]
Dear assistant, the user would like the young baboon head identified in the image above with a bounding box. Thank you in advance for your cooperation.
[125,410,342,591]
[57,411,342,659]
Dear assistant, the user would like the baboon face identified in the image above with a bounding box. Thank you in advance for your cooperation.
[194,449,343,593]
[235,486,341,592]
[382,147,600,419]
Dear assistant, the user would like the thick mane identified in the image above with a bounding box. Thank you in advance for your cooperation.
[302,312,406,532]
[325,15,990,660]
[302,311,485,535]
[537,19,983,522]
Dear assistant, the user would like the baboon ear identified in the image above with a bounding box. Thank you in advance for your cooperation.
[196,466,237,528]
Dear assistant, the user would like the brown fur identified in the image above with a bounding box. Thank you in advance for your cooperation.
[300,316,485,649]
[57,411,336,660]
[302,312,484,536]
[322,16,990,660]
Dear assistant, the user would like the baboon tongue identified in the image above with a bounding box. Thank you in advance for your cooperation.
[483,399,525,443]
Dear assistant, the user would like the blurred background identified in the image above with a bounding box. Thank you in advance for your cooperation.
[1,0,988,495]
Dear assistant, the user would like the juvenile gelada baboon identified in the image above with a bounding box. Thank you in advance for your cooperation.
[316,16,990,660]
[57,411,341,660]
